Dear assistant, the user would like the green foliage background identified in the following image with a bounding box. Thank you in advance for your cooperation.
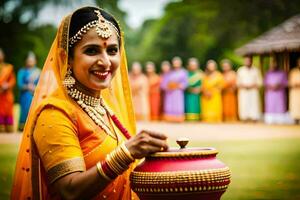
[1,0,300,76]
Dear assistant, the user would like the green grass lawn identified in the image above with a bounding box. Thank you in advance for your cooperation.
[0,143,19,199]
[1,138,300,199]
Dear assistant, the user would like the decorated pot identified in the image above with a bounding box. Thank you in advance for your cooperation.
[130,138,231,200]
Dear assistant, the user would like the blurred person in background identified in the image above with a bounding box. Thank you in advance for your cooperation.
[221,59,238,122]
[0,48,16,133]
[237,56,262,122]
[161,60,171,75]
[184,57,203,121]
[17,52,41,131]
[161,56,188,122]
[129,61,150,121]
[146,61,161,120]
[264,57,289,124]
[160,60,171,120]
[289,57,300,124]
[202,60,224,122]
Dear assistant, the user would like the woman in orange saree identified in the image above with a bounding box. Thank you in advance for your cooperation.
[11,7,168,200]
[221,59,237,121]
[0,48,16,133]
[146,61,161,121]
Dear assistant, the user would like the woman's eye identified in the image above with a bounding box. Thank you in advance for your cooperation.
[84,48,99,55]
[107,47,118,55]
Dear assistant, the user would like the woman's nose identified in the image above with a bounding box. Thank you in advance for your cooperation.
[97,53,111,70]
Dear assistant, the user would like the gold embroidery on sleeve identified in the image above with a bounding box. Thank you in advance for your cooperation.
[47,157,86,184]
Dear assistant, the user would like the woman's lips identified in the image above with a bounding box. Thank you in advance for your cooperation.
[91,71,110,80]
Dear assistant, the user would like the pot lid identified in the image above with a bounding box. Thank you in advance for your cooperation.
[148,138,218,158]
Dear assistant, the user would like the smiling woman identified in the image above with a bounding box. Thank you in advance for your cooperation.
[11,6,168,200]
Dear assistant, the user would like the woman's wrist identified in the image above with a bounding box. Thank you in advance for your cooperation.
[96,161,112,181]
[96,143,135,181]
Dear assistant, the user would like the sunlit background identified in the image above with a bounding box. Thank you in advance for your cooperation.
[1,0,300,199]
[2,0,300,72]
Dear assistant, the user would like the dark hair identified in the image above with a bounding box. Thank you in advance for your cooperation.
[68,6,121,57]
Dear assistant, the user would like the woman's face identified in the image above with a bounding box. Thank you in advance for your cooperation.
[69,27,120,92]
[131,62,142,75]
[26,57,36,68]
[172,58,182,69]
[221,62,231,72]
[161,63,170,73]
[206,62,216,72]
[146,63,155,74]
[188,60,198,71]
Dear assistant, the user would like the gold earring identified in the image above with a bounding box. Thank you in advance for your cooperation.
[63,67,75,88]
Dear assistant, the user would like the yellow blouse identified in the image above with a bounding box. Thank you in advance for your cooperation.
[33,107,85,183]
[32,101,133,199]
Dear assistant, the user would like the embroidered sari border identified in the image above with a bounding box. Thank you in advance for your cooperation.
[47,157,86,184]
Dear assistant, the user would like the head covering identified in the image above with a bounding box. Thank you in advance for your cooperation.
[11,6,135,199]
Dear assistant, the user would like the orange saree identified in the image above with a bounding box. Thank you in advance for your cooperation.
[11,9,137,200]
[0,63,15,132]
[222,70,238,121]
[148,74,161,120]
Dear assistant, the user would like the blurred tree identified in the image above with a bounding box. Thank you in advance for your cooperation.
[0,0,70,100]
[0,0,72,70]
[131,0,300,70]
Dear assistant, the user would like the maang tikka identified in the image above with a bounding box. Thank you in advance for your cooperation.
[69,9,120,47]
[63,67,76,88]
[94,10,112,39]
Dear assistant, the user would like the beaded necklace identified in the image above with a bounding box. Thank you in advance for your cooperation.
[67,86,132,140]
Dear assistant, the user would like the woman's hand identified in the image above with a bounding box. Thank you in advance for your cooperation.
[167,82,179,90]
[125,130,168,159]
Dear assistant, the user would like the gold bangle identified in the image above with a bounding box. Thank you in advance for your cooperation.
[104,144,136,176]
[106,153,123,175]
[96,162,112,181]
[114,149,130,168]
[120,143,135,162]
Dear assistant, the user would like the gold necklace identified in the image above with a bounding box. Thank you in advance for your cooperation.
[67,86,118,141]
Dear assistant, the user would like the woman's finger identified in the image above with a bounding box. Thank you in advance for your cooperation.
[140,145,163,155]
[141,130,168,140]
[147,137,168,150]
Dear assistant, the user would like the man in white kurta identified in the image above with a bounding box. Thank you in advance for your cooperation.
[289,57,300,123]
[237,56,262,121]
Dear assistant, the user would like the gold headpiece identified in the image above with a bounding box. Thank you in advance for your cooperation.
[94,10,112,39]
[69,9,120,47]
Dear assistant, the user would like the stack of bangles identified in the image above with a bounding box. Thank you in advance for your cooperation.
[96,143,135,181]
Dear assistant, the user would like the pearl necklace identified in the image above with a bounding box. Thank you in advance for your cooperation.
[67,86,119,141]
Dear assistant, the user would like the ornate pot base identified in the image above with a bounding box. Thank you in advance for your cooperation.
[136,191,224,200]
[130,139,231,200]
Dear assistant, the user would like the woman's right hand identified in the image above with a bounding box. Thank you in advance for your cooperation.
[125,130,168,159]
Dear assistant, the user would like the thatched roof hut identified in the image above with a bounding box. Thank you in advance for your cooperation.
[235,14,300,73]
[236,14,300,56]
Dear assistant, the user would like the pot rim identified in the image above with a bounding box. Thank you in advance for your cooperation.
[148,147,218,158]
